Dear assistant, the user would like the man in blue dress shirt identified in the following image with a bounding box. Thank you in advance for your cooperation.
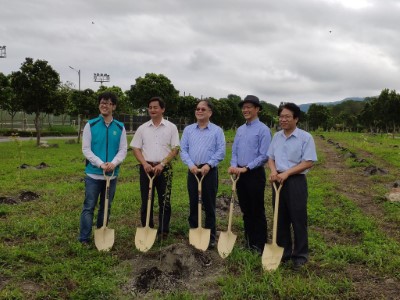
[228,95,271,254]
[267,102,317,270]
[180,99,226,249]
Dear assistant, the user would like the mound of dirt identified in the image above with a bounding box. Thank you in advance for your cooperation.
[0,191,39,205]
[124,243,224,298]
[0,197,18,205]
[19,191,39,202]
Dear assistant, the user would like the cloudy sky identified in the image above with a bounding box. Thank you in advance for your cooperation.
[1,0,399,106]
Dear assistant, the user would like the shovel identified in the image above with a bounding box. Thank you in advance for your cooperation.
[262,181,284,271]
[218,174,240,258]
[135,172,157,252]
[189,170,210,251]
[94,170,115,251]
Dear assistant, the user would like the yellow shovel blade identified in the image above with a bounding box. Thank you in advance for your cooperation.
[135,227,157,252]
[189,228,211,251]
[262,243,284,271]
[94,227,115,252]
[217,231,237,258]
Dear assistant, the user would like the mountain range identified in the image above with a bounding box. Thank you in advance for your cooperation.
[299,97,366,112]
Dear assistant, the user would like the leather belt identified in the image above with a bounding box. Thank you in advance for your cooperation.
[146,161,160,167]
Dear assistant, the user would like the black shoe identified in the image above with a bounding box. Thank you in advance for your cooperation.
[250,245,263,255]
[80,240,91,248]
[208,240,216,250]
[292,261,306,271]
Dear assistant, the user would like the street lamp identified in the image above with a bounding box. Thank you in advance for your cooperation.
[94,73,110,86]
[0,46,6,58]
[69,66,81,91]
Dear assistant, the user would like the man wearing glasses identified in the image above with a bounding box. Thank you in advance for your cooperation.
[228,95,271,254]
[267,102,317,270]
[79,92,127,246]
[180,99,226,250]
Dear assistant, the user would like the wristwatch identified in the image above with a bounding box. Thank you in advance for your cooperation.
[245,166,250,172]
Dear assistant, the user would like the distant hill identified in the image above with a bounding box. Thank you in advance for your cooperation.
[299,97,366,112]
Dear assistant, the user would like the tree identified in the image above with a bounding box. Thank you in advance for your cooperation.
[220,94,244,129]
[0,73,22,129]
[174,95,198,125]
[127,73,179,114]
[307,104,330,131]
[54,81,74,126]
[69,88,97,143]
[10,58,60,145]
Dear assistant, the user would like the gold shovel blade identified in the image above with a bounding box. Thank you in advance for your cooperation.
[217,231,237,258]
[94,227,115,251]
[189,228,211,251]
[261,243,284,271]
[135,227,157,252]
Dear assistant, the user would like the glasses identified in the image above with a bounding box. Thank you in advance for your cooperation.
[100,101,114,106]
[195,107,209,112]
[279,115,293,120]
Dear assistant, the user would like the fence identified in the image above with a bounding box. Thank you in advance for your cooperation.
[0,110,190,133]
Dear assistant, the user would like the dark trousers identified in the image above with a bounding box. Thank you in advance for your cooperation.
[187,167,218,242]
[236,167,267,251]
[139,165,172,234]
[273,174,308,263]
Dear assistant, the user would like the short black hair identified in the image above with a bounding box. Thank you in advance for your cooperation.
[98,92,117,105]
[197,99,213,111]
[148,96,165,109]
[278,102,301,119]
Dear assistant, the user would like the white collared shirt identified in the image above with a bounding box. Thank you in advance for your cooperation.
[130,118,180,162]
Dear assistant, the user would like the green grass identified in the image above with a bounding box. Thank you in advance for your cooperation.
[1,132,400,299]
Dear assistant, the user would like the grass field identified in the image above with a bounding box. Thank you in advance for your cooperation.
[0,131,399,299]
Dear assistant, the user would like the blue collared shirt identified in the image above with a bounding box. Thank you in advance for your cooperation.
[230,118,271,170]
[267,127,317,174]
[180,122,226,168]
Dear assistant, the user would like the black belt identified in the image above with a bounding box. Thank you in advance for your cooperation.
[146,161,160,167]
[278,171,305,178]
[196,163,213,169]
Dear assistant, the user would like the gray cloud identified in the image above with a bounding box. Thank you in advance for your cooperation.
[1,0,399,106]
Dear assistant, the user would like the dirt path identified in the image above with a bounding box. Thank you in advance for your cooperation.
[315,136,400,243]
[314,136,400,300]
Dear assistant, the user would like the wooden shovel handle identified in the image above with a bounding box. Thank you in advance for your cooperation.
[271,181,283,244]
[102,170,115,228]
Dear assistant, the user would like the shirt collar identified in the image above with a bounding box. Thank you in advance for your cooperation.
[148,117,165,127]
[279,127,299,138]
[246,118,260,126]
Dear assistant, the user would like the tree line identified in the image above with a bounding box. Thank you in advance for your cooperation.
[306,89,400,134]
[1,57,399,145]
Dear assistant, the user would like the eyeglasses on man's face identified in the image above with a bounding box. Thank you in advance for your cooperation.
[195,107,210,112]
[99,101,114,106]
[279,115,293,120]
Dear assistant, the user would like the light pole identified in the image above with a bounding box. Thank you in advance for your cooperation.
[69,66,82,143]
[0,46,6,58]
[69,66,81,91]
[94,73,110,86]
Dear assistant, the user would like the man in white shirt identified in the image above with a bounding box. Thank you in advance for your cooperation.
[130,97,180,239]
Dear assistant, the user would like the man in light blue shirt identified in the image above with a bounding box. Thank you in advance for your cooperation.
[228,95,271,254]
[267,102,317,270]
[180,99,226,249]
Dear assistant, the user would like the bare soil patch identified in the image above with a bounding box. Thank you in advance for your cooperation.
[0,191,39,205]
[123,243,224,299]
